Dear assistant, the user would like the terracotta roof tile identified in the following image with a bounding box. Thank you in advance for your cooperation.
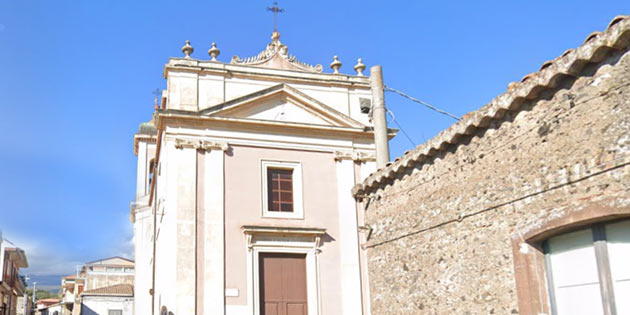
[81,284,133,297]
[352,15,630,198]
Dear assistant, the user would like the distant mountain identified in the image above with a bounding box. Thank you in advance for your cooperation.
[26,274,62,292]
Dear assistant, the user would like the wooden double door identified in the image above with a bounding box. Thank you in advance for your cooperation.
[259,253,308,315]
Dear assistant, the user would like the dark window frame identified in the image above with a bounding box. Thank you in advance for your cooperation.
[261,160,303,219]
[148,159,155,192]
[267,168,294,213]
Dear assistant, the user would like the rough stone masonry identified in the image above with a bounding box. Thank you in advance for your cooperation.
[354,17,630,314]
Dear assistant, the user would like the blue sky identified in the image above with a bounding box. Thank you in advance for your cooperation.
[1,1,628,286]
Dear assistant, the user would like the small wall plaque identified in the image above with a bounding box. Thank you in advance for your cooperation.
[225,288,239,297]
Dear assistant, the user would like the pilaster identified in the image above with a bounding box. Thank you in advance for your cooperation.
[194,139,229,315]
[335,154,364,315]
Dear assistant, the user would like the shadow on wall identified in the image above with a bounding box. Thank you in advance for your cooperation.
[321,232,336,244]
[81,305,97,315]
[81,305,130,315]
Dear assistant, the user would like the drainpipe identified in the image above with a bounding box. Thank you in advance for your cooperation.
[370,65,390,169]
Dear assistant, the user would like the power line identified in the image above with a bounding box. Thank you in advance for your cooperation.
[371,80,630,201]
[387,109,416,147]
[360,81,630,248]
[365,157,630,249]
[385,86,461,121]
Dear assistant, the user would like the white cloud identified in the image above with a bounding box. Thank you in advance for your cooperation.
[5,234,81,277]
[115,234,135,260]
[1,208,136,277]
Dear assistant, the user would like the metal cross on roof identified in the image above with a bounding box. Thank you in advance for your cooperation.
[267,1,284,32]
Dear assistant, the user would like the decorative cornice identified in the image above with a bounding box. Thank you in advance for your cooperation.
[200,83,367,129]
[133,134,157,156]
[164,58,371,88]
[333,150,376,162]
[159,111,384,139]
[242,225,326,235]
[173,138,229,151]
[230,33,323,73]
[242,225,326,253]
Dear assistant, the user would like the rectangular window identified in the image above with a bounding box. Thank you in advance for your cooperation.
[544,220,630,315]
[267,168,293,212]
[545,229,603,315]
[261,161,303,219]
[108,310,123,315]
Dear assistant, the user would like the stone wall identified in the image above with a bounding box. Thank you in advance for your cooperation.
[362,49,630,314]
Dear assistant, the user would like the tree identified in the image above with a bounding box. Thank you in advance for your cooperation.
[24,289,60,300]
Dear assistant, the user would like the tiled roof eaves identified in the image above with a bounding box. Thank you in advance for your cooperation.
[81,284,134,297]
[82,292,133,297]
[352,15,630,198]
[84,256,134,265]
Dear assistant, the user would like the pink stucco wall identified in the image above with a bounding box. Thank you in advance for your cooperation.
[223,144,343,313]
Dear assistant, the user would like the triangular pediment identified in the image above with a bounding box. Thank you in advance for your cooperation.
[201,84,365,128]
[86,256,134,266]
[223,97,335,125]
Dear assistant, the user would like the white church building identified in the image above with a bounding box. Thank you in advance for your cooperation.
[131,27,394,315]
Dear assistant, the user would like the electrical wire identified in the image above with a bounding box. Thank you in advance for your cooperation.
[385,86,461,121]
[361,80,630,248]
[387,109,416,147]
[371,80,630,201]
[365,157,630,249]
[2,238,16,246]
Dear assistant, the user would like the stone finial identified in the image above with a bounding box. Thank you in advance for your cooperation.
[354,58,366,76]
[208,42,220,61]
[330,56,342,74]
[181,40,194,58]
[271,31,280,42]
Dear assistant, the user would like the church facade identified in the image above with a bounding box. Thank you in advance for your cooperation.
[131,30,391,315]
